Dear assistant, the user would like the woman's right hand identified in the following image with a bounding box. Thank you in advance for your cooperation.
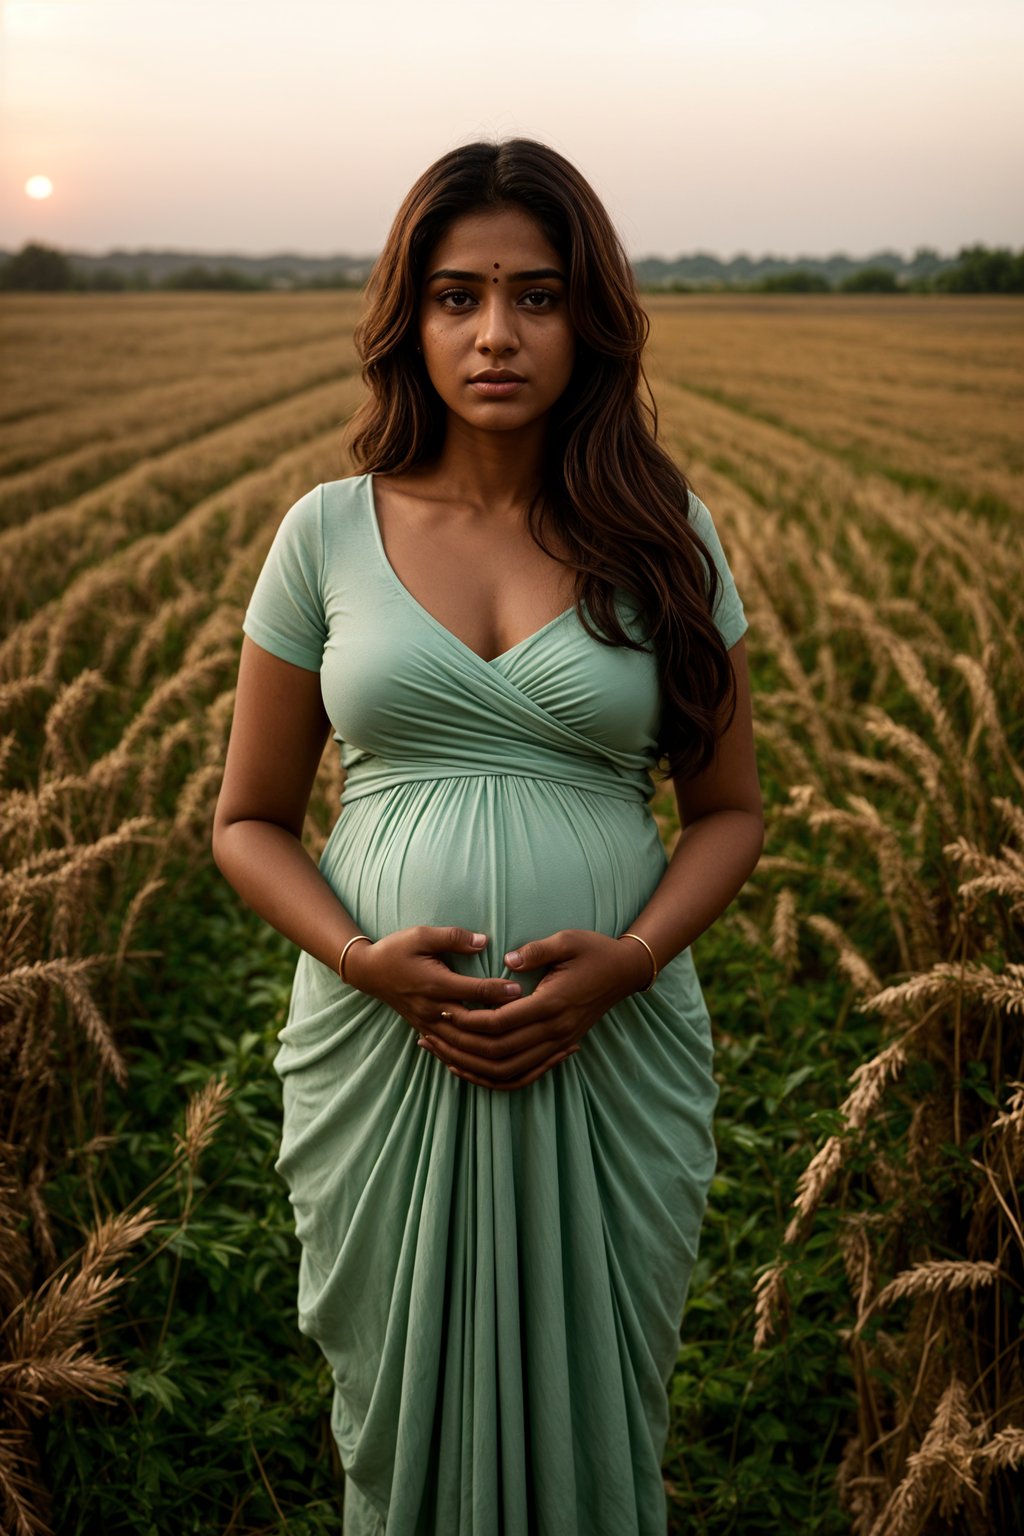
[342,926,523,1033]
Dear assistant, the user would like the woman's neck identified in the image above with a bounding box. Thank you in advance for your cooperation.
[422,415,548,518]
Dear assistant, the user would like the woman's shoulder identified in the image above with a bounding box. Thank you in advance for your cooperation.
[264,472,374,574]
[682,488,748,647]
[320,471,372,514]
[276,479,373,552]
[682,486,733,559]
[323,470,371,489]
[684,487,717,534]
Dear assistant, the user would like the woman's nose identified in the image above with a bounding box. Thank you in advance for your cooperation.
[475,298,519,356]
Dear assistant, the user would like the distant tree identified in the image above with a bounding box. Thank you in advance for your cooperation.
[161,264,262,291]
[0,241,75,291]
[88,268,129,292]
[840,266,900,293]
[935,244,1024,294]
[757,270,832,293]
[907,245,946,279]
[306,271,368,290]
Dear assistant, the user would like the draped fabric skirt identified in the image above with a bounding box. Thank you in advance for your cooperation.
[273,773,720,1536]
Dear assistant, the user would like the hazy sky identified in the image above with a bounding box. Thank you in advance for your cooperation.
[2,0,1021,260]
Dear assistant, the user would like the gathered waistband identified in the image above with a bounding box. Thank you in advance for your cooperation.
[339,757,653,808]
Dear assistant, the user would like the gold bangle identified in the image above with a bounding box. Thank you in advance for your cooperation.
[619,931,658,992]
[338,933,372,983]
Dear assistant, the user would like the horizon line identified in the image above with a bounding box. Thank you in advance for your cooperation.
[1,240,992,265]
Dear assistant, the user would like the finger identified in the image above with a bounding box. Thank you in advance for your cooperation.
[422,1009,554,1059]
[434,990,562,1038]
[429,1021,566,1067]
[419,925,489,955]
[432,973,523,1007]
[448,1045,581,1091]
[503,930,575,972]
[426,1020,578,1078]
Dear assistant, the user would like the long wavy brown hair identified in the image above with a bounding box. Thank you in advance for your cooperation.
[345,137,737,781]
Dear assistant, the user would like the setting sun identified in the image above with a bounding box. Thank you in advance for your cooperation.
[25,175,54,200]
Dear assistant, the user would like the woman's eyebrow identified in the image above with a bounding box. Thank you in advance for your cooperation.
[425,267,566,283]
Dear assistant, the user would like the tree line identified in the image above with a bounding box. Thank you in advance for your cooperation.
[2,239,1023,294]
[0,245,363,293]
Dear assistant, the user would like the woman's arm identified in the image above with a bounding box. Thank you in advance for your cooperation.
[620,633,764,972]
[212,638,361,971]
[417,638,763,1087]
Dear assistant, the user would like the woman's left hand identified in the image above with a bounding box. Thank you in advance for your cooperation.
[416,928,653,1090]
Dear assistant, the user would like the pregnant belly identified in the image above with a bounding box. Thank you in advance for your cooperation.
[319,775,666,989]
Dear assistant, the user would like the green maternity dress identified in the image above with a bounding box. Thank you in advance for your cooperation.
[241,472,747,1536]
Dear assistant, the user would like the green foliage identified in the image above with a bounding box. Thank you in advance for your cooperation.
[755,270,833,294]
[88,267,131,291]
[160,264,263,291]
[662,900,859,1532]
[0,241,76,290]
[42,869,347,1534]
[936,243,1024,293]
[838,266,900,293]
[637,243,1024,294]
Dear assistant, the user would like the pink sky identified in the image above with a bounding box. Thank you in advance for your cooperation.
[2,0,1021,259]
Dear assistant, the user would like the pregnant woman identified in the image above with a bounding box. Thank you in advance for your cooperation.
[212,137,763,1535]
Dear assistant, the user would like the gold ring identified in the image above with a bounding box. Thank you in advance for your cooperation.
[439,1009,453,1022]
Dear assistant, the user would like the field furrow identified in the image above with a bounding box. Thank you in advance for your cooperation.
[645,294,1024,518]
[0,373,364,634]
[0,420,353,698]
[0,290,362,430]
[0,336,357,522]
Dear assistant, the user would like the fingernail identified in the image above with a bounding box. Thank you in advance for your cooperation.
[505,950,522,968]
[471,932,487,948]
[417,1036,435,1050]
[502,982,521,996]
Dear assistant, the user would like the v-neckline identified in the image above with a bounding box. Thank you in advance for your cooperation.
[365,472,576,667]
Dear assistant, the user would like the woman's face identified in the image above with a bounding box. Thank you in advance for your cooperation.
[417,204,575,436]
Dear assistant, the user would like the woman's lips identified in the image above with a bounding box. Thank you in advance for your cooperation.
[469,380,525,397]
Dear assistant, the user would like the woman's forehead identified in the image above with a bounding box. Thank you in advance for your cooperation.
[425,206,561,269]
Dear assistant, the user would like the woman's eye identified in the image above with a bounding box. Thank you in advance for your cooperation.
[520,289,556,309]
[438,288,476,310]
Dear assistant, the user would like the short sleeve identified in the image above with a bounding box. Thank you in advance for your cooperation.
[242,484,326,671]
[687,492,749,649]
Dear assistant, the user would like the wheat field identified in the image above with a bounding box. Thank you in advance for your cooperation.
[1,291,1022,1535]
